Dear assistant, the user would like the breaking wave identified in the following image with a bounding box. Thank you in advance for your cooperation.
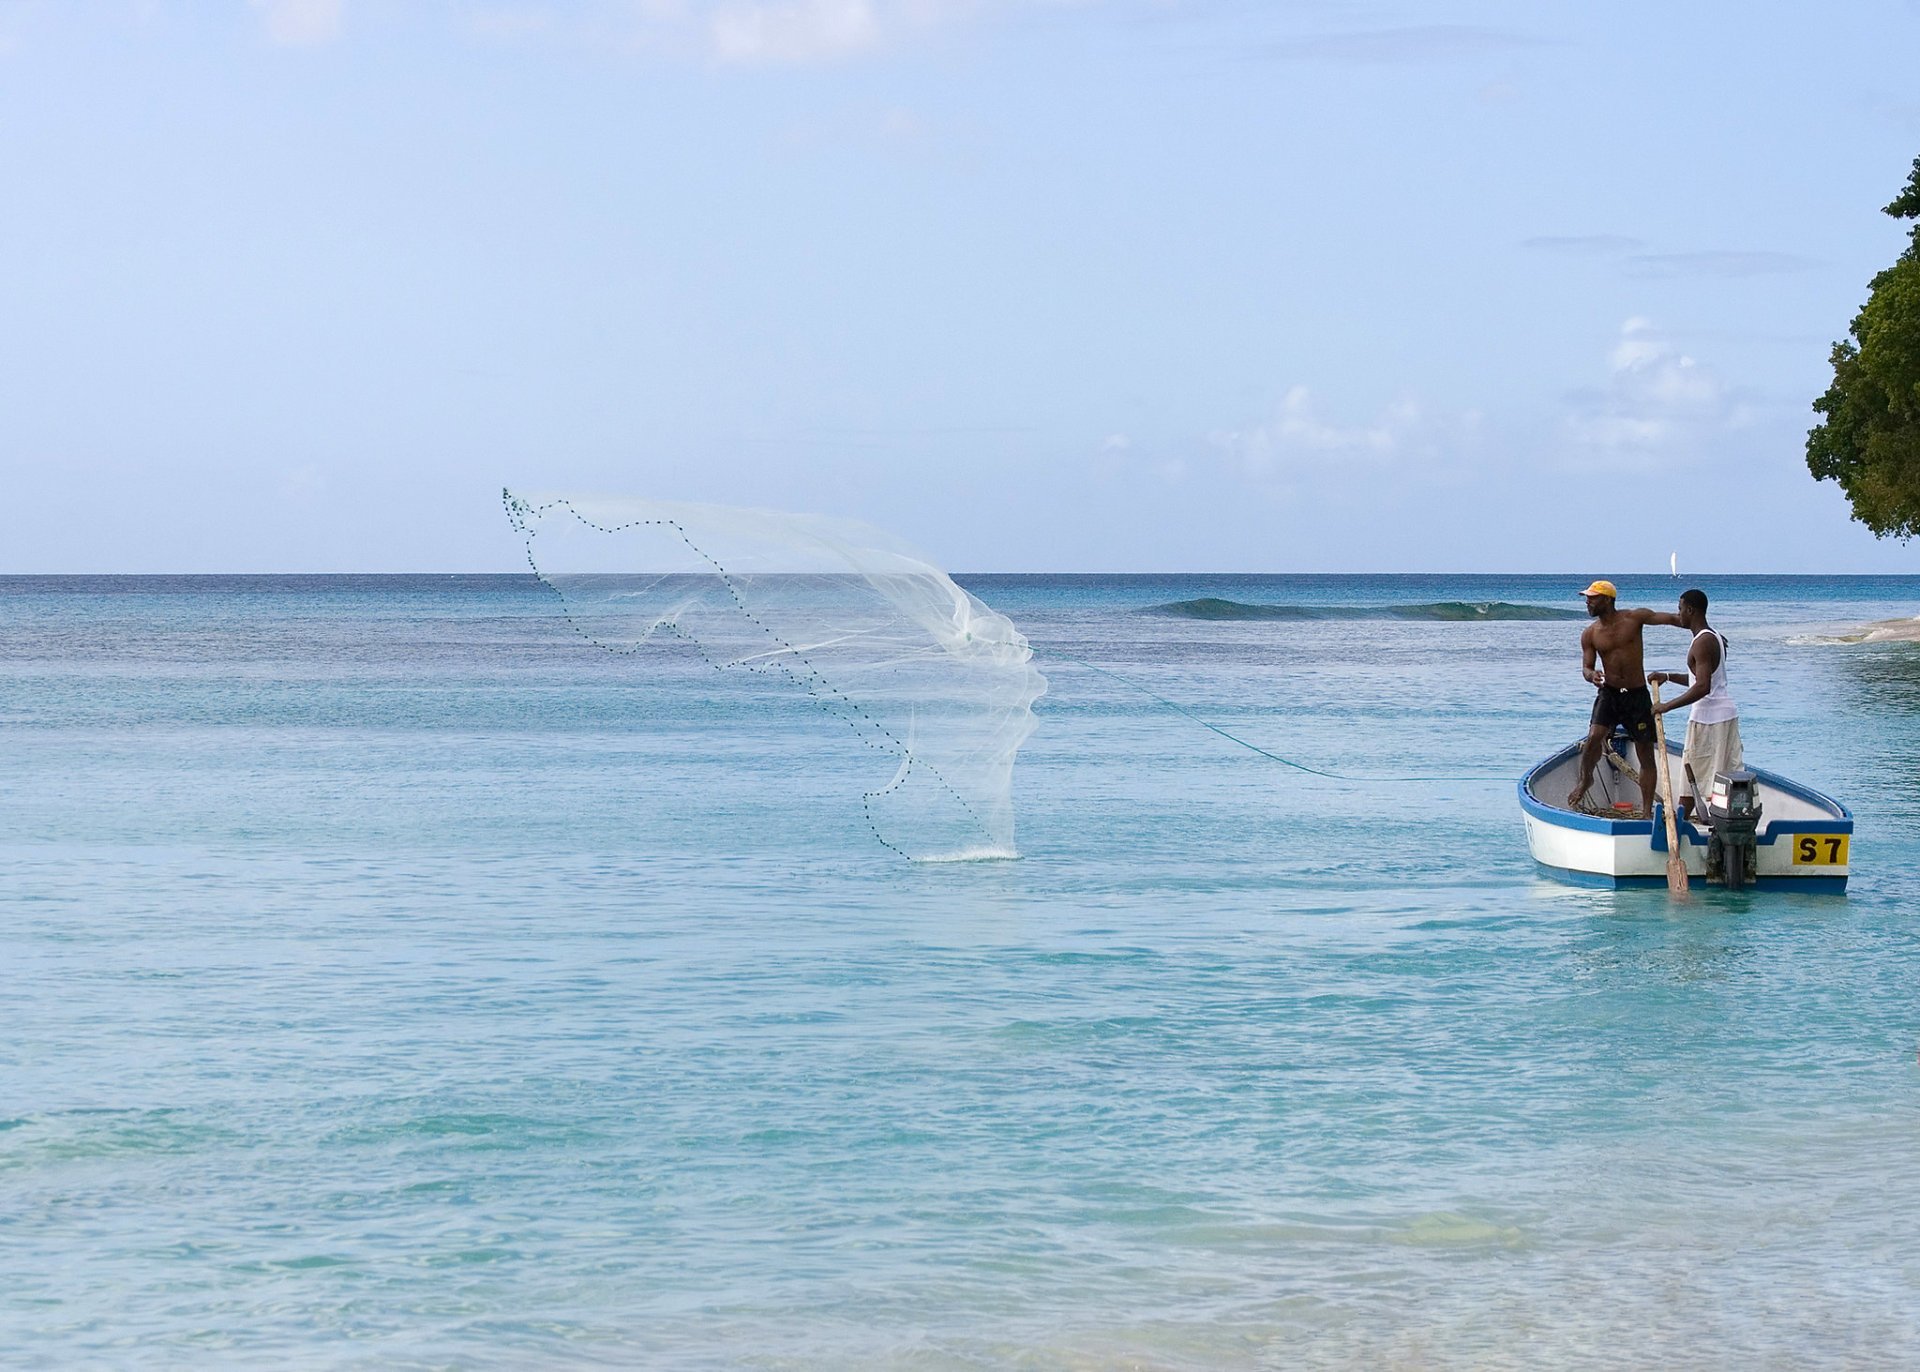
[1145,598,1585,622]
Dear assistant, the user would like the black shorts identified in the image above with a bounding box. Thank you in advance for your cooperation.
[1591,685,1654,740]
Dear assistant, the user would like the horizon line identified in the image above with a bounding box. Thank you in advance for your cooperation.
[4,570,1918,580]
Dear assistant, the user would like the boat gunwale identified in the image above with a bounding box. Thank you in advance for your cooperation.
[1518,737,1853,848]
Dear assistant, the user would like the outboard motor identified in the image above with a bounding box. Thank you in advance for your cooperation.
[1703,770,1762,890]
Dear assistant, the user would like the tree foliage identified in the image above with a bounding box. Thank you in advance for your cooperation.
[1807,155,1920,537]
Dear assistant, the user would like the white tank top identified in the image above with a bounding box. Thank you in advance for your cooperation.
[1689,629,1737,724]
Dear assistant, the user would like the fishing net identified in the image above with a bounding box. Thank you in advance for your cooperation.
[503,490,1047,860]
[1569,744,1650,817]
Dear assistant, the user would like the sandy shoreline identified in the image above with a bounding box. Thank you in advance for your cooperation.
[1794,613,1920,644]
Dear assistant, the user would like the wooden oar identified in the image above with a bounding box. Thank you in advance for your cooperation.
[1649,680,1690,898]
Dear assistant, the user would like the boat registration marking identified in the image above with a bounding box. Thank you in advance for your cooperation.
[1791,835,1849,867]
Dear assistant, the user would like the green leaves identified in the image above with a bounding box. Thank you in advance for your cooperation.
[1884,154,1920,225]
[1807,155,1920,538]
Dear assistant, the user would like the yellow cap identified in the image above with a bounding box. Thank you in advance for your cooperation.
[1580,579,1618,598]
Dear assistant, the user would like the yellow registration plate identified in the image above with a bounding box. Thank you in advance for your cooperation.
[1791,834,1850,867]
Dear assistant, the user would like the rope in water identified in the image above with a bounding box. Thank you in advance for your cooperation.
[1039,649,1513,783]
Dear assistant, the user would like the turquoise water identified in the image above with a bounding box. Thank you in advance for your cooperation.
[4,573,1919,1368]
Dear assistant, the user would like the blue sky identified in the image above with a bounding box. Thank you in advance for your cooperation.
[3,0,1919,572]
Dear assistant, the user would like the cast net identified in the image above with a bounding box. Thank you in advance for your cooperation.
[504,489,1047,860]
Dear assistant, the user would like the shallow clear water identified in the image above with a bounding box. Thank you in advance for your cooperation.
[4,574,1918,1369]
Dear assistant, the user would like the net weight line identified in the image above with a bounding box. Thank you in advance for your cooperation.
[1040,650,1513,784]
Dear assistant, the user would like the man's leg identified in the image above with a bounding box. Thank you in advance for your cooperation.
[1568,724,1609,808]
[1634,736,1659,818]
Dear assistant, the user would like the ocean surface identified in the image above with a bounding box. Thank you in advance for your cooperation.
[4,573,1918,1369]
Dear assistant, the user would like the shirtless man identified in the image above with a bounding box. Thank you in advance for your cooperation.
[1567,579,1685,816]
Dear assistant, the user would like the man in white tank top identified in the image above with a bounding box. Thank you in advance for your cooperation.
[1649,587,1741,820]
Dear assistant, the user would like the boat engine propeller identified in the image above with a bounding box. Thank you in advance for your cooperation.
[1702,770,1761,890]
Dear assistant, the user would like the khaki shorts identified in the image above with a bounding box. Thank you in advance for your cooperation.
[1680,717,1743,798]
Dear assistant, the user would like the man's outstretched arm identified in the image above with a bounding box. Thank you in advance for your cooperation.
[1632,608,1686,627]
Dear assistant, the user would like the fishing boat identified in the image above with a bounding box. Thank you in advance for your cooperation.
[1519,734,1853,892]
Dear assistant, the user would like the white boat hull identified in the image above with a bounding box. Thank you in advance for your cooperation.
[1519,737,1852,891]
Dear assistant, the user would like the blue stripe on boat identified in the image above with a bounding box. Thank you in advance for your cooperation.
[1521,736,1852,893]
[1532,862,1848,894]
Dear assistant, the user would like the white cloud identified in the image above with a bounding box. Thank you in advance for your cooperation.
[1561,318,1744,467]
[324,0,1038,67]
[777,102,955,157]
[1212,385,1447,483]
[709,0,881,63]
[600,0,1013,66]
[1266,25,1548,64]
[465,7,554,41]
[250,0,344,46]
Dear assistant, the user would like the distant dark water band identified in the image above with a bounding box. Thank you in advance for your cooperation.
[1145,598,1586,621]
[1038,649,1511,783]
